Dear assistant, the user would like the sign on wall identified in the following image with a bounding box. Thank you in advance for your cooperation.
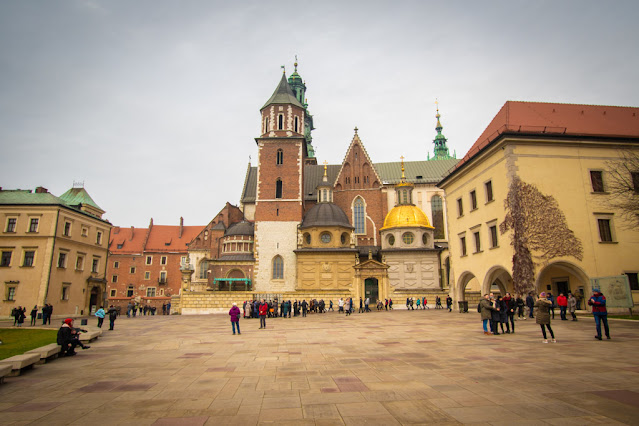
[590,275,634,309]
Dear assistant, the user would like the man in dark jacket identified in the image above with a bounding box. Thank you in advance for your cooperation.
[589,288,610,340]
[526,292,535,318]
[57,318,90,356]
[107,305,118,330]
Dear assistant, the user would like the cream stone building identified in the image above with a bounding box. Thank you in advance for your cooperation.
[1,185,111,318]
[439,102,639,308]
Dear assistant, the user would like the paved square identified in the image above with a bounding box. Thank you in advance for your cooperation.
[2,309,639,425]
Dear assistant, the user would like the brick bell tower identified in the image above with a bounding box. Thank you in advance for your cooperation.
[253,70,308,292]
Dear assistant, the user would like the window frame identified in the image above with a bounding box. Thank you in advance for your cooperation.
[489,224,498,249]
[590,170,605,193]
[596,217,614,242]
[470,190,477,211]
[28,218,39,233]
[22,250,35,267]
[353,197,366,235]
[1,250,12,267]
[57,252,68,268]
[91,258,100,273]
[61,284,70,301]
[7,285,17,301]
[75,255,84,271]
[473,231,481,253]
[272,255,284,280]
[5,217,17,233]
[161,256,167,265]
[146,287,157,297]
[485,180,494,203]
[63,221,72,237]
[145,255,152,265]
[460,236,467,257]
[457,198,464,217]
[275,179,283,199]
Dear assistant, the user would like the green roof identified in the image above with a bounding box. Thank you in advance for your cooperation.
[261,73,304,109]
[59,187,103,211]
[0,190,64,205]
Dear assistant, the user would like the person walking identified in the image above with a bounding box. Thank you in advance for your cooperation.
[479,294,495,335]
[446,295,452,312]
[30,305,38,326]
[557,293,568,320]
[568,293,578,321]
[588,288,610,340]
[95,306,105,328]
[259,299,268,329]
[516,295,525,319]
[526,292,535,319]
[389,298,393,310]
[229,302,241,335]
[534,292,555,343]
[416,297,421,310]
[107,305,118,330]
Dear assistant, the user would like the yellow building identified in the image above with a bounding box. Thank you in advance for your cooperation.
[439,102,639,307]
[1,185,112,318]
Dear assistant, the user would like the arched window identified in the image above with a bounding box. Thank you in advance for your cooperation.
[264,117,269,133]
[294,117,299,133]
[276,149,283,165]
[353,197,365,234]
[431,195,445,239]
[272,256,284,279]
[275,179,283,198]
[278,114,284,130]
[199,260,209,279]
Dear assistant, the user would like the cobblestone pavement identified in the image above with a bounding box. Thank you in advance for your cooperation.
[1,308,639,425]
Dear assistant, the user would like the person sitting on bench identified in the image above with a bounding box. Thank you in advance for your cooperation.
[57,318,90,356]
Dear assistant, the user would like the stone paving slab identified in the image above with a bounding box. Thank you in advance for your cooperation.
[1,310,639,424]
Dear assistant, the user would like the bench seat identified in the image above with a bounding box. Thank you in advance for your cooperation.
[26,343,62,364]
[79,330,101,343]
[0,353,41,376]
[0,363,12,383]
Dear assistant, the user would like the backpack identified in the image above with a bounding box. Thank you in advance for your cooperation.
[477,303,482,313]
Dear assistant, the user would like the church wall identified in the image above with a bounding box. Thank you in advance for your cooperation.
[385,251,440,291]
[296,252,356,291]
[254,221,298,293]
[333,189,386,246]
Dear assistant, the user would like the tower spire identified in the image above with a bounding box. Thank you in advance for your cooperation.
[429,100,455,161]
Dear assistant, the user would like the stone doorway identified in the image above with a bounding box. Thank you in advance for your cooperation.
[89,287,99,314]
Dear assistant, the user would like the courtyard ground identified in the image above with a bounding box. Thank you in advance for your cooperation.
[1,308,639,425]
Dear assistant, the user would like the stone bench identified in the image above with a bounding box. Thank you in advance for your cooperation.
[79,329,101,343]
[25,343,62,364]
[0,353,41,377]
[0,363,12,383]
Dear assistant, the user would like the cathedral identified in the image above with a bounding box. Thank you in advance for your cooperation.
[181,62,458,312]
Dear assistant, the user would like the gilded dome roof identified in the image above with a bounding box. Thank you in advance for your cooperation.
[300,203,353,229]
[381,205,433,230]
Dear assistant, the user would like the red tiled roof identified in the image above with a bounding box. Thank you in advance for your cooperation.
[109,227,147,254]
[457,101,639,170]
[145,225,204,252]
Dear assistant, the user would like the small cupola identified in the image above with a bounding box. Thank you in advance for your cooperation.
[395,156,414,206]
[317,161,333,203]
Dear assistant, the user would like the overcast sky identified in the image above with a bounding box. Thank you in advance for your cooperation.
[1,0,638,228]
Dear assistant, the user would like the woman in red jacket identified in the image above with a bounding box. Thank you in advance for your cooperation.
[259,299,268,329]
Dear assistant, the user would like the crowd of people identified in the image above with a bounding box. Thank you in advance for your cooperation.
[124,301,172,317]
[478,289,610,343]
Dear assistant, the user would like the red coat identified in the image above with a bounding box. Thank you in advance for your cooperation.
[556,295,568,307]
[259,303,268,316]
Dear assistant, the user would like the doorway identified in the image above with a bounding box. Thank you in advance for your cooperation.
[554,279,569,297]
[89,287,99,313]
[364,278,379,304]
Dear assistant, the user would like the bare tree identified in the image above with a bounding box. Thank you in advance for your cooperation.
[500,176,583,295]
[605,149,639,229]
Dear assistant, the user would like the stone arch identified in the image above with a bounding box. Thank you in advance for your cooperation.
[536,261,590,301]
[482,265,513,296]
[456,271,480,301]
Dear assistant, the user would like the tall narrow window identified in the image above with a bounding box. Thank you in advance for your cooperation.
[276,149,283,165]
[23,251,35,267]
[58,252,67,268]
[457,198,464,216]
[353,197,365,234]
[6,218,17,233]
[590,171,605,192]
[264,117,269,133]
[63,222,71,236]
[127,285,134,297]
[485,180,494,202]
[29,218,39,233]
[272,255,284,279]
[275,179,283,199]
[598,218,613,242]
[460,237,467,256]
[489,225,498,248]
[92,258,99,273]
[1,251,12,267]
[470,190,477,210]
[473,231,481,253]
[431,195,445,239]
[278,114,283,130]
[294,116,299,133]
[199,260,209,279]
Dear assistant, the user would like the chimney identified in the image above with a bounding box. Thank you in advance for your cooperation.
[35,186,48,194]
[179,217,184,238]
[113,226,120,235]
[149,218,153,229]
[130,226,134,241]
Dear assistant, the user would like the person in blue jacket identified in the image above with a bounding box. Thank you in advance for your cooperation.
[95,306,105,328]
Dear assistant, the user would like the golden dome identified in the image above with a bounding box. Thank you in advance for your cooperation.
[381,205,433,230]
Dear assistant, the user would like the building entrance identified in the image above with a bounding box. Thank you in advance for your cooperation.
[364,278,379,304]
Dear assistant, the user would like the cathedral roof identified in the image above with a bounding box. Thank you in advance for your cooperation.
[224,221,254,236]
[300,203,353,229]
[381,205,433,230]
[262,73,304,110]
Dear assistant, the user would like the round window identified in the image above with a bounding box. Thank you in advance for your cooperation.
[402,232,414,245]
[304,233,311,245]
[422,233,428,245]
[388,235,395,246]
[321,232,332,244]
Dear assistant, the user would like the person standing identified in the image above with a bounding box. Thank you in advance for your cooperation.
[95,306,105,328]
[446,295,452,312]
[588,288,610,340]
[166,301,171,315]
[229,302,241,335]
[259,299,268,329]
[107,305,118,330]
[389,298,393,310]
[302,300,308,317]
[30,305,38,326]
[557,293,568,320]
[534,292,555,343]
[516,295,525,319]
[568,293,578,321]
[547,292,555,319]
[479,294,494,335]
[126,302,132,318]
[526,292,535,319]
[416,297,421,310]
[503,293,516,333]
[15,306,25,327]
